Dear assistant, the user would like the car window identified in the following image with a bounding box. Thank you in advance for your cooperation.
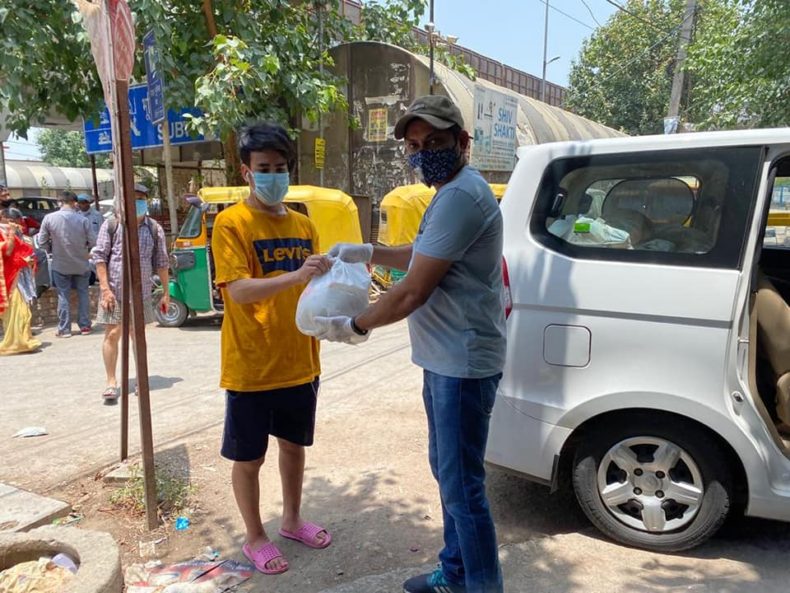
[764,176,790,249]
[531,146,763,270]
[17,198,55,210]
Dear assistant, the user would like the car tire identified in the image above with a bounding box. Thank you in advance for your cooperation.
[572,417,732,552]
[156,298,188,328]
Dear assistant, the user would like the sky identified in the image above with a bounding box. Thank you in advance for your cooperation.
[4,130,42,161]
[4,0,617,162]
[423,0,617,87]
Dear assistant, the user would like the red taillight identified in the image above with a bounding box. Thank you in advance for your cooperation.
[502,257,512,319]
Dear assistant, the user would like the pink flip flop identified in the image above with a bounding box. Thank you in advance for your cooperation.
[242,541,289,575]
[278,521,332,549]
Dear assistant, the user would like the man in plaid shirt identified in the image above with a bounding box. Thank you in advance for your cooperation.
[91,198,169,404]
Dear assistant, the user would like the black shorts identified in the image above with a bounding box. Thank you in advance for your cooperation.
[220,379,319,462]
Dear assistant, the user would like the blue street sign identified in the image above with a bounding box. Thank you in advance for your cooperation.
[143,30,166,124]
[83,84,204,154]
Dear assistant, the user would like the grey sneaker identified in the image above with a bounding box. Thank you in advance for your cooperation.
[56,331,72,339]
[403,568,466,593]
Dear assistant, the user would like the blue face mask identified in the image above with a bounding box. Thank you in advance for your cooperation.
[135,199,148,218]
[251,172,289,206]
[407,148,460,187]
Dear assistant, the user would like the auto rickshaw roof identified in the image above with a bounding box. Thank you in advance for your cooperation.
[197,185,357,209]
[381,182,507,209]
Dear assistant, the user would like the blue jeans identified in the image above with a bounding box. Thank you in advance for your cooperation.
[422,370,503,593]
[52,271,91,334]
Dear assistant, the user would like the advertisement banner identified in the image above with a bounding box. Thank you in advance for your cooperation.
[471,86,518,171]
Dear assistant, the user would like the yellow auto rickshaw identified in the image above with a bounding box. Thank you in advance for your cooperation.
[158,185,363,327]
[372,183,507,292]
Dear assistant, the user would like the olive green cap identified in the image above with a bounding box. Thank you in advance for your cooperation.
[394,95,464,140]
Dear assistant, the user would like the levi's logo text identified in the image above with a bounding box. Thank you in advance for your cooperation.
[253,238,313,274]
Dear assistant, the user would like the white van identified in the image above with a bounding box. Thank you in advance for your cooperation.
[488,128,790,551]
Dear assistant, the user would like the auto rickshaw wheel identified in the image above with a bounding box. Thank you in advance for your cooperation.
[156,298,189,328]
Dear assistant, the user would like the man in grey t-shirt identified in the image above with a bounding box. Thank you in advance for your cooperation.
[319,96,506,593]
[38,190,95,337]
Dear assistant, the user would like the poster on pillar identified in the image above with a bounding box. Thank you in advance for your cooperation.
[83,84,205,154]
[471,85,518,172]
[367,108,388,143]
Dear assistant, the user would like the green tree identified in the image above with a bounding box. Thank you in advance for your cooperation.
[351,0,475,80]
[0,3,103,136]
[0,0,426,183]
[565,0,693,135]
[352,0,425,50]
[686,0,790,129]
[566,0,788,135]
[36,129,110,168]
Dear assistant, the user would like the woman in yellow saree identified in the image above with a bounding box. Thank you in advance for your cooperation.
[0,221,41,355]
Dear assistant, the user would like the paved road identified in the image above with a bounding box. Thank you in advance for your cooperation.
[5,318,790,592]
[0,318,414,490]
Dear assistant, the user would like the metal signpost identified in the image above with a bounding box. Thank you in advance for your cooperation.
[76,0,159,530]
[143,30,179,236]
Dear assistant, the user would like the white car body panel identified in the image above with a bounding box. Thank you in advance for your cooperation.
[487,129,790,523]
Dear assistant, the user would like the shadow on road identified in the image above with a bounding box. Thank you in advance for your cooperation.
[489,467,790,593]
[149,375,184,391]
[173,316,223,332]
[487,468,588,543]
[187,462,444,593]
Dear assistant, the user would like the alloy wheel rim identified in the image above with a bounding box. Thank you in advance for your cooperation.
[596,436,704,533]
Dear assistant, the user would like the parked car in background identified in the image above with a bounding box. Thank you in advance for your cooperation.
[13,197,59,225]
[489,128,790,552]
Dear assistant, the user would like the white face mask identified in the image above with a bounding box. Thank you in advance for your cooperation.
[250,172,290,206]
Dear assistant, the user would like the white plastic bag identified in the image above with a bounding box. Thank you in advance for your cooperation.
[296,260,371,336]
[566,216,632,248]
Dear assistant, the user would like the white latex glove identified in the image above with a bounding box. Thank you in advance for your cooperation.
[328,242,374,264]
[313,315,370,344]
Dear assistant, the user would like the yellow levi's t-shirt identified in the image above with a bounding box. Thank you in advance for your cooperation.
[211,201,320,392]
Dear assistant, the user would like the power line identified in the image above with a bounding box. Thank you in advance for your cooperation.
[537,0,595,31]
[604,0,669,34]
[593,20,684,89]
[580,0,601,27]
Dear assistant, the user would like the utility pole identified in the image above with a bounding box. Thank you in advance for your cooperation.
[317,0,325,186]
[540,0,550,103]
[0,140,7,188]
[428,0,436,95]
[666,0,697,133]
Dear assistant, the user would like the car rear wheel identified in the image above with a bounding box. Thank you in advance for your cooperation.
[572,418,732,552]
[156,298,188,328]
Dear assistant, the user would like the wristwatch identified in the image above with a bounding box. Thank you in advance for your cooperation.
[350,317,368,336]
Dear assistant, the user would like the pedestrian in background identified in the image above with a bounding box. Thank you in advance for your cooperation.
[77,194,104,286]
[0,207,30,236]
[0,215,41,355]
[38,190,95,338]
[91,197,169,403]
[76,193,105,236]
[0,184,12,208]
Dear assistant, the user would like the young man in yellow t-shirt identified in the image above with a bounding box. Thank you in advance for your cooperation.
[211,123,333,575]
